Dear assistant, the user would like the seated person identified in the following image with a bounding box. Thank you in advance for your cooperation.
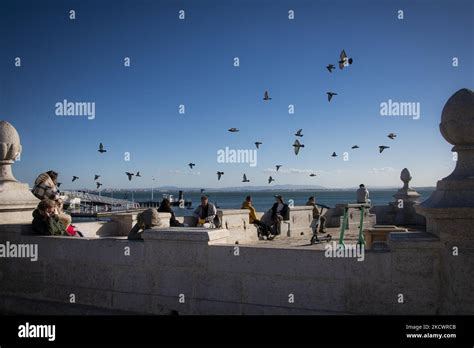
[193,195,219,228]
[260,195,290,240]
[306,196,326,233]
[356,184,371,204]
[32,170,72,230]
[241,195,270,239]
[32,199,68,236]
[157,198,184,227]
[128,208,160,240]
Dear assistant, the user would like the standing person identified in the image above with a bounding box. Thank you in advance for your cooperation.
[306,196,326,233]
[158,198,184,227]
[241,195,270,239]
[193,195,219,228]
[356,184,370,204]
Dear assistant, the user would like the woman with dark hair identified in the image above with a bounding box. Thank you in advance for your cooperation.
[260,195,290,240]
[158,198,183,227]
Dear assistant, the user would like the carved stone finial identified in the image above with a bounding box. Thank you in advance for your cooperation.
[0,120,22,183]
[420,88,474,208]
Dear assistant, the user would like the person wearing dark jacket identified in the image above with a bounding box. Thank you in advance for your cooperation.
[32,199,68,236]
[263,195,289,239]
[158,198,183,227]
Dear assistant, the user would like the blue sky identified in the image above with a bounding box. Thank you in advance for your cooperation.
[1,0,473,189]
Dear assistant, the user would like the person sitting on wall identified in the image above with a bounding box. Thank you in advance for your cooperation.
[158,198,185,227]
[306,196,326,233]
[32,170,72,230]
[127,208,162,240]
[193,195,220,228]
[356,184,371,204]
[260,195,290,240]
[241,195,271,239]
[32,199,69,236]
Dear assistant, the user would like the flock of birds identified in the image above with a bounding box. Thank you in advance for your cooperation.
[66,50,398,190]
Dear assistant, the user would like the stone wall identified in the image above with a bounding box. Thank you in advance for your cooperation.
[0,226,463,315]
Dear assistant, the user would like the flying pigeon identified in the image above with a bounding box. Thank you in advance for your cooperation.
[125,172,134,181]
[310,173,317,177]
[293,139,305,155]
[96,182,102,190]
[327,92,338,102]
[268,176,275,184]
[228,128,239,133]
[338,49,353,69]
[217,171,224,181]
[331,152,337,157]
[94,175,100,181]
[242,174,250,183]
[387,133,397,140]
[263,90,272,101]
[352,145,360,149]
[276,165,282,172]
[295,129,303,137]
[188,163,195,169]
[326,64,335,73]
[135,172,142,177]
[98,143,107,153]
[379,146,390,153]
[255,142,262,149]
[72,176,79,182]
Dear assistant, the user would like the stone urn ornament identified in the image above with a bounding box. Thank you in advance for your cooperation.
[0,120,39,225]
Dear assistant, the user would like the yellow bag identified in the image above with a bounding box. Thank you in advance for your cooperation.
[198,218,206,225]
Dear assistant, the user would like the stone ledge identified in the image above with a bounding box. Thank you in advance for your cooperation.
[388,231,441,250]
[142,227,230,244]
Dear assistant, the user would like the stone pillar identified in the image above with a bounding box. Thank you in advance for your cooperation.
[389,168,425,226]
[416,88,474,314]
[0,121,39,227]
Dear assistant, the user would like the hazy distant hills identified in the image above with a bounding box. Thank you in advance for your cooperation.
[96,184,435,192]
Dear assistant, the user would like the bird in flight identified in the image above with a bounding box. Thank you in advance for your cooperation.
[276,165,282,172]
[379,146,390,153]
[98,143,107,153]
[94,174,100,181]
[331,152,337,157]
[309,173,317,177]
[135,172,141,177]
[327,92,338,102]
[57,182,62,188]
[295,129,303,137]
[263,90,272,101]
[352,145,359,149]
[228,128,239,133]
[268,176,275,184]
[255,142,262,149]
[387,133,397,140]
[72,176,79,182]
[125,172,134,181]
[188,163,195,169]
[96,182,103,190]
[242,174,250,183]
[293,139,305,155]
[217,171,224,181]
[326,64,335,73]
[338,49,353,69]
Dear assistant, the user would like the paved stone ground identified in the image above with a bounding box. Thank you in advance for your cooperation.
[244,225,426,250]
